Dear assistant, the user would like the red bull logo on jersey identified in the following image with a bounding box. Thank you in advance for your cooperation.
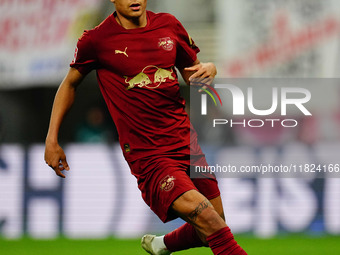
[160,175,176,192]
[124,65,176,90]
[154,68,175,83]
[158,37,174,51]
[124,72,152,90]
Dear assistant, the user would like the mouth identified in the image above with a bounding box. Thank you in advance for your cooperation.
[130,3,141,11]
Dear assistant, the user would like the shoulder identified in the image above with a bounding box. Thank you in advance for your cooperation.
[79,13,115,40]
[93,14,115,35]
[148,11,179,26]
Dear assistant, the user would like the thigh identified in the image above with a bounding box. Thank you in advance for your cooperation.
[133,157,199,223]
[191,155,223,218]
[192,177,220,201]
[191,171,222,218]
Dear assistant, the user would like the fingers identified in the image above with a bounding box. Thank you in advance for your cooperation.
[185,64,207,81]
[190,69,209,81]
[198,87,206,93]
[197,77,214,86]
[55,166,66,178]
[45,144,70,178]
[184,63,201,72]
[185,62,217,82]
[47,160,67,178]
[184,64,202,82]
[61,157,70,171]
[46,163,65,178]
[45,157,69,178]
[190,76,214,93]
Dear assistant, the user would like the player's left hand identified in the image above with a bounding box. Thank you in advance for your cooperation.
[185,62,217,82]
[184,62,217,91]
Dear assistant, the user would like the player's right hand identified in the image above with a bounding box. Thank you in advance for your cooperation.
[44,142,70,178]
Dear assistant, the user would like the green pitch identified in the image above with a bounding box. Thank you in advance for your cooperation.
[1,235,339,255]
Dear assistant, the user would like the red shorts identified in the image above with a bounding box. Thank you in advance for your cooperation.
[129,155,220,223]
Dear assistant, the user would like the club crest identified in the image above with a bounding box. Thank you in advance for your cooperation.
[158,37,174,51]
[160,175,176,192]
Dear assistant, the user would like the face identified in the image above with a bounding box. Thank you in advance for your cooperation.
[111,0,147,20]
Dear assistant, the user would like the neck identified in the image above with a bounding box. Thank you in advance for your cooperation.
[115,12,147,29]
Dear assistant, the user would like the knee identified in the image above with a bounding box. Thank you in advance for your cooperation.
[209,196,225,222]
[189,206,226,236]
[212,205,225,222]
[171,190,226,236]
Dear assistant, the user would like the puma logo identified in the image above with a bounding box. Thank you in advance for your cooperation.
[115,47,128,57]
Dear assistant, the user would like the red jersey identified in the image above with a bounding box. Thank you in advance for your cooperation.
[70,11,200,163]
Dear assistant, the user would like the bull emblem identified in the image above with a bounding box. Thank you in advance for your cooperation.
[154,68,175,83]
[124,72,152,90]
[124,66,175,90]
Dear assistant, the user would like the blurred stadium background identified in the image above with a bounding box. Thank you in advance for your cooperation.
[1,0,340,254]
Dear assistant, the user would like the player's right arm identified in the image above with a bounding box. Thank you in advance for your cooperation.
[44,67,84,178]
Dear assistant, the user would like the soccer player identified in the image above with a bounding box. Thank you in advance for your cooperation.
[44,1,247,254]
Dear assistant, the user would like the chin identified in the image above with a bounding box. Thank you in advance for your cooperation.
[131,9,144,16]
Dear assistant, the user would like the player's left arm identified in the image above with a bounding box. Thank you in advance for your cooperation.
[179,59,217,85]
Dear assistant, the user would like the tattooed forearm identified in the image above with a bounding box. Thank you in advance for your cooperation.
[188,199,212,222]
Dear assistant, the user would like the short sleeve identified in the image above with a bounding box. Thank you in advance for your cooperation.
[70,30,98,75]
[174,18,200,69]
